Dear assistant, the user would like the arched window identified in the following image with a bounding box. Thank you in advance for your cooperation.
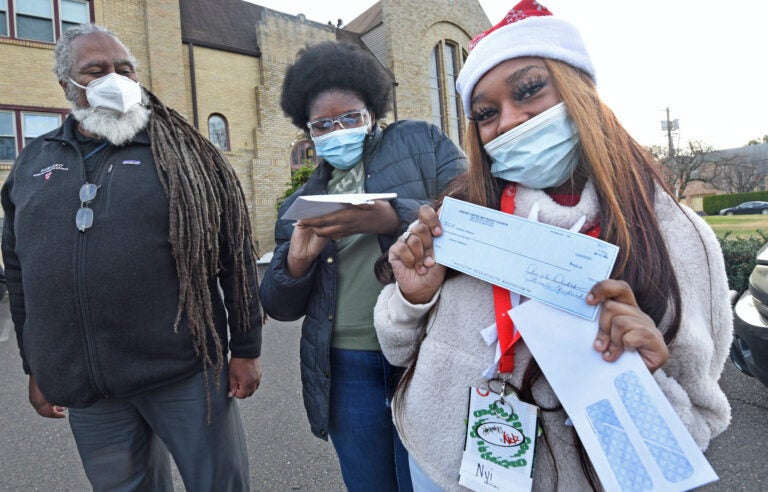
[207,114,229,151]
[428,41,465,146]
[289,137,318,172]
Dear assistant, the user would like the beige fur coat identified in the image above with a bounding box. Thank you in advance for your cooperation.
[374,181,732,491]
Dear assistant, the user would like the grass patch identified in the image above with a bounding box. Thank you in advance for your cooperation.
[703,215,768,239]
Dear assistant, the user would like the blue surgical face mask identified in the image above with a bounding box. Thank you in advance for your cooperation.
[312,126,368,170]
[484,102,580,189]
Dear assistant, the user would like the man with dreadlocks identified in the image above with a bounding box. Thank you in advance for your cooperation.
[1,24,262,491]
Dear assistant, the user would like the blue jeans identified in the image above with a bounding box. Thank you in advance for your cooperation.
[68,370,250,492]
[328,348,413,492]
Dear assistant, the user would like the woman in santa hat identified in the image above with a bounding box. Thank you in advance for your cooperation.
[373,1,732,490]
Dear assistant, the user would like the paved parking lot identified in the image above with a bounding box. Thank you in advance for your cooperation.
[1,297,766,491]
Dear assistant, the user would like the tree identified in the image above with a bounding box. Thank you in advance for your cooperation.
[747,135,768,145]
[719,162,766,193]
[276,161,316,210]
[654,140,724,199]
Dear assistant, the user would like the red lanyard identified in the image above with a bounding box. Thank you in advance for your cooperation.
[493,184,600,373]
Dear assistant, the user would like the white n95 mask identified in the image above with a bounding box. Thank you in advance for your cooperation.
[68,73,143,114]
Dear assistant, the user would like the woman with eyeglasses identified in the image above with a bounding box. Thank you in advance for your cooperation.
[258,41,467,491]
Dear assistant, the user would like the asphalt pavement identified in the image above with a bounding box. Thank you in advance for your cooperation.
[1,296,766,491]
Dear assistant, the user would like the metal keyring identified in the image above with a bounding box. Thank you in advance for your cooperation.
[490,397,515,418]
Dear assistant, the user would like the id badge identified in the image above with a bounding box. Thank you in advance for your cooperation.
[458,386,539,492]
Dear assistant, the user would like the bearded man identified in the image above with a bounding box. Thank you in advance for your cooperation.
[1,24,262,491]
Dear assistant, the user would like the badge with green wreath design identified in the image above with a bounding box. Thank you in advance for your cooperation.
[459,386,539,492]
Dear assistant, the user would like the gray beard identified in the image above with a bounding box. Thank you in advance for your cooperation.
[71,102,150,146]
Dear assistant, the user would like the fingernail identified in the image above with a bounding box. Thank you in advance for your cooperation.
[586,293,595,303]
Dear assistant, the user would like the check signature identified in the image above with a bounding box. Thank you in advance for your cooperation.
[524,264,589,301]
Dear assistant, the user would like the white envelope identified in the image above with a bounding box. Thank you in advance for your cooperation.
[510,300,718,491]
[281,193,397,221]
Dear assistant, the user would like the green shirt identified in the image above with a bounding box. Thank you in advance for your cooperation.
[327,161,383,350]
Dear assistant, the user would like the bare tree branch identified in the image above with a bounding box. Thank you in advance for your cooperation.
[654,140,725,199]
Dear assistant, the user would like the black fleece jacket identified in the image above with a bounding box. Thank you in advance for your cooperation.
[1,115,262,408]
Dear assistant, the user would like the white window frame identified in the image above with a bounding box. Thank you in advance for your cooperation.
[0,0,9,37]
[428,40,465,146]
[5,0,90,42]
[14,0,55,42]
[21,111,62,147]
[59,0,88,35]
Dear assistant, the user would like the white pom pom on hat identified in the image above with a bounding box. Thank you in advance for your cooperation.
[456,0,595,117]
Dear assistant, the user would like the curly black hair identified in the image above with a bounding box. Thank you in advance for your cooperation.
[280,41,393,130]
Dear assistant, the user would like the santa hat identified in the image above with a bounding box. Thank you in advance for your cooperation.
[456,0,595,116]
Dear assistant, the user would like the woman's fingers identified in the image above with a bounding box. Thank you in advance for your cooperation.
[589,280,669,372]
[418,204,442,237]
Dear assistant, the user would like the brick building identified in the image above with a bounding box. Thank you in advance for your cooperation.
[0,0,489,253]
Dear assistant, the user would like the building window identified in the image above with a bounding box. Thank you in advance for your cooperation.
[429,46,443,129]
[0,108,65,162]
[0,111,16,161]
[443,43,461,146]
[289,138,317,172]
[2,0,90,42]
[207,114,229,151]
[60,0,88,34]
[22,112,61,147]
[16,0,54,42]
[428,41,465,146]
[0,0,8,37]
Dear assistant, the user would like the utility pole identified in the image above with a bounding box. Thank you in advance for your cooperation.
[663,107,678,158]
[661,107,680,199]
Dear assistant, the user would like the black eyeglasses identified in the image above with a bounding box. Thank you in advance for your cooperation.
[76,183,98,232]
[306,108,368,137]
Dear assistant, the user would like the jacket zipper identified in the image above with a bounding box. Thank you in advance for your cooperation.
[76,145,115,398]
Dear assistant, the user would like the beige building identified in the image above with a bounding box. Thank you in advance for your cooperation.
[0,0,489,253]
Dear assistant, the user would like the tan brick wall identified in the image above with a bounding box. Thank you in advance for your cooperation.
[190,46,263,248]
[95,0,186,113]
[381,0,489,124]
[0,37,67,193]
[92,0,150,85]
[0,0,490,252]
[144,1,187,112]
[0,40,67,108]
[247,10,337,254]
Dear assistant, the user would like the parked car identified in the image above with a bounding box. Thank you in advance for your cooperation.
[730,241,768,387]
[719,201,768,215]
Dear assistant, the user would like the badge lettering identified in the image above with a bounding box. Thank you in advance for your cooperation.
[33,163,69,177]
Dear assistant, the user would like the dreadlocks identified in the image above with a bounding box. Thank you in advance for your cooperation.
[145,90,257,390]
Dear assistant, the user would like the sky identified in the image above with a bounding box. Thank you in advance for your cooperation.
[248,0,768,151]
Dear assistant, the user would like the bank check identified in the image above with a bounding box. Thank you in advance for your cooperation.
[434,196,619,319]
